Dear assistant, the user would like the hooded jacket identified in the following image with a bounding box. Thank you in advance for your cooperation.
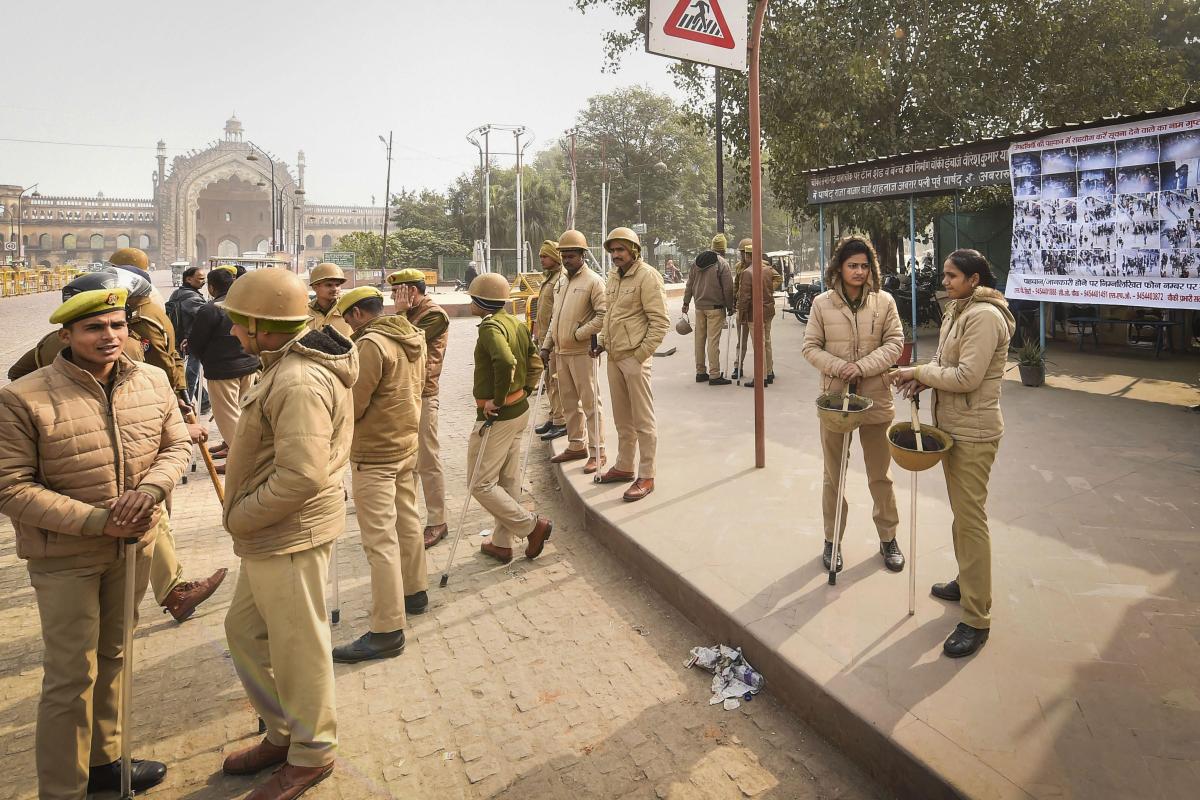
[166,284,207,342]
[187,297,261,380]
[222,327,359,558]
[802,277,904,427]
[307,299,353,338]
[916,287,1016,443]
[350,315,426,464]
[7,330,143,382]
[682,255,734,312]
[406,295,449,397]
[0,353,191,565]
[736,263,781,321]
[598,259,670,363]
[543,266,607,355]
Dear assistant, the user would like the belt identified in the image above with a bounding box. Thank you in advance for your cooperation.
[475,388,526,409]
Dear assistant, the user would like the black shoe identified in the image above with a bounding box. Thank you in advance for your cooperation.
[709,376,731,386]
[822,541,844,572]
[539,424,568,441]
[696,372,710,382]
[766,372,775,386]
[943,622,989,658]
[731,368,741,380]
[332,630,406,663]
[534,420,554,435]
[880,539,905,572]
[405,591,429,615]
[87,758,167,793]
[744,379,767,388]
[931,579,962,601]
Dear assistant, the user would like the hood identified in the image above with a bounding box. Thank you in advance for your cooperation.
[356,314,425,362]
[952,287,1016,336]
[289,327,359,388]
[824,260,882,295]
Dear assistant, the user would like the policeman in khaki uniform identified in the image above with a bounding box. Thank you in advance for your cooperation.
[533,240,567,441]
[387,268,450,548]
[593,228,669,502]
[467,273,554,564]
[735,242,782,388]
[539,230,608,473]
[0,287,191,798]
[219,268,357,799]
[331,286,428,663]
[306,262,353,337]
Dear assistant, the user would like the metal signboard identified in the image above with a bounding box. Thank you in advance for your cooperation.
[647,0,747,72]
[322,250,356,269]
[807,143,1011,205]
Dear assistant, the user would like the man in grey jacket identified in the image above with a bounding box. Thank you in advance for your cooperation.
[681,249,735,385]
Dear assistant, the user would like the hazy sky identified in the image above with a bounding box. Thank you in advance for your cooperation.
[1,0,685,205]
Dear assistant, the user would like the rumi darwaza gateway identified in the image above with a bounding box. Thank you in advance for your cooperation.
[1,116,385,269]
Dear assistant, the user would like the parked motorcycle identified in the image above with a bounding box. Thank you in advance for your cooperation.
[884,270,944,327]
[786,278,822,323]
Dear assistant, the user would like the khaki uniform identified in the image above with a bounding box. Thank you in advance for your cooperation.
[542,267,607,455]
[598,260,669,477]
[735,261,781,377]
[915,288,1015,629]
[6,329,143,382]
[536,266,566,425]
[348,315,427,632]
[222,327,358,768]
[207,373,255,446]
[0,354,190,799]
[803,286,904,542]
[471,311,543,547]
[307,298,353,338]
[407,296,450,527]
[682,256,734,378]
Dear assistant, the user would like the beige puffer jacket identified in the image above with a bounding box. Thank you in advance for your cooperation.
[598,260,670,363]
[7,330,144,382]
[350,315,426,464]
[803,286,904,427]
[0,353,191,564]
[222,327,359,558]
[916,287,1016,443]
[307,299,353,338]
[543,267,607,355]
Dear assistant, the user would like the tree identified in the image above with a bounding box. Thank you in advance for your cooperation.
[389,188,458,237]
[336,228,468,271]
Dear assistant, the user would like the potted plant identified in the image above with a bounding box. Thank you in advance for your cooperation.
[897,318,914,366]
[1016,341,1046,387]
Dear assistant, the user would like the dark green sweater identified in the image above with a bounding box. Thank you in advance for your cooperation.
[472,311,542,421]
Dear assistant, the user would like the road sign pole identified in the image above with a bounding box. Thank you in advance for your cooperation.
[749,0,769,469]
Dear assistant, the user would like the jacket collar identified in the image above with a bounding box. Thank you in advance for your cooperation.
[52,350,136,398]
[615,259,646,279]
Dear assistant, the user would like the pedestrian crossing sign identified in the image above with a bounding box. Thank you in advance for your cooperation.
[647,0,747,71]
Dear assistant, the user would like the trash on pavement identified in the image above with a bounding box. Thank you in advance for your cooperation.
[686,644,764,708]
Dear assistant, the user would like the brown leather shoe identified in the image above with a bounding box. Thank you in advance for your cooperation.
[162,568,228,622]
[524,516,554,559]
[246,762,334,800]
[583,453,607,474]
[480,540,513,564]
[595,467,635,484]
[209,442,229,459]
[549,448,587,464]
[215,462,227,475]
[623,478,655,502]
[423,523,448,549]
[222,737,289,776]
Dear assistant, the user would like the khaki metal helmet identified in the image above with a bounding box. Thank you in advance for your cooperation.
[738,238,753,252]
[468,272,510,302]
[604,227,641,251]
[309,262,347,286]
[109,247,150,271]
[223,268,311,333]
[675,314,693,335]
[557,229,588,250]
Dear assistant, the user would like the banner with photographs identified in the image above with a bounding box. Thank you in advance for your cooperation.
[1007,110,1200,310]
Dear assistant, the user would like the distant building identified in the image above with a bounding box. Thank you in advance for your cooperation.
[1,116,385,269]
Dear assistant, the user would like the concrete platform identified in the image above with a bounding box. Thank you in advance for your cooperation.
[543,315,1200,800]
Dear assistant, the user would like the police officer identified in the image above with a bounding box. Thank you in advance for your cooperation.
[387,268,450,548]
[467,273,554,563]
[331,286,428,663]
[534,240,567,441]
[593,228,669,502]
[219,268,357,799]
[306,262,353,337]
[0,287,192,798]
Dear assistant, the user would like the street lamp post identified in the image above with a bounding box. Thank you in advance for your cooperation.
[16,184,38,264]
[245,143,277,251]
[379,132,393,272]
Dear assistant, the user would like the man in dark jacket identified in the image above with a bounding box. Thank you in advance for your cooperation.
[188,266,261,457]
[167,266,208,406]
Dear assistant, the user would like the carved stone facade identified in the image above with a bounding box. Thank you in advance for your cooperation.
[3,117,385,269]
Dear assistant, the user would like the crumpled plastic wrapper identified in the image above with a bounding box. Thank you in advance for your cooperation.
[686,644,765,710]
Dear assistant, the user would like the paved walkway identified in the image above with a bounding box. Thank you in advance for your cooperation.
[545,312,1200,800]
[0,309,883,799]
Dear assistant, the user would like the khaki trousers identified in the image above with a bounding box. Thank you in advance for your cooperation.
[467,413,536,549]
[208,373,255,446]
[820,422,900,542]
[149,518,182,605]
[942,440,999,629]
[607,355,657,478]
[224,544,337,768]
[693,308,726,377]
[557,352,604,456]
[28,543,153,799]
[546,352,565,425]
[350,454,425,632]
[738,316,774,376]
[417,395,446,526]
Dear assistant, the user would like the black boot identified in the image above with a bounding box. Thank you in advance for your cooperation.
[539,424,568,441]
[931,579,962,601]
[709,376,731,386]
[766,371,775,385]
[731,367,741,380]
[696,372,710,382]
[943,623,989,658]
[879,539,905,572]
[822,541,844,572]
[534,420,554,435]
[87,759,167,793]
[332,630,406,663]
[405,591,429,615]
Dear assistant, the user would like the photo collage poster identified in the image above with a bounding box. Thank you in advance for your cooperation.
[1007,109,1200,310]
